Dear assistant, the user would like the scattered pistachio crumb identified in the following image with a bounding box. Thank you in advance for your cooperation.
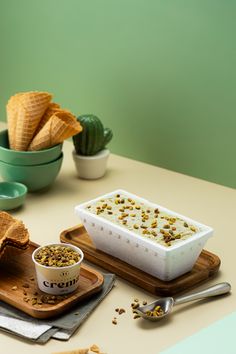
[131,303,139,309]
[118,308,126,315]
[133,314,141,319]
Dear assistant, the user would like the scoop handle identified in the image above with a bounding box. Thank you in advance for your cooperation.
[174,282,231,305]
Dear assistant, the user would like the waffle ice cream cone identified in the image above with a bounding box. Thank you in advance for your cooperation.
[28,110,82,151]
[10,91,52,151]
[6,93,24,149]
[34,102,61,136]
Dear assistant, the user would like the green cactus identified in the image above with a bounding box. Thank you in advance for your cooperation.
[73,114,113,156]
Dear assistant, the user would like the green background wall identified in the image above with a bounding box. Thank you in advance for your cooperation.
[0,0,235,188]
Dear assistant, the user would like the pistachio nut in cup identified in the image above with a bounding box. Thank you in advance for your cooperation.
[32,243,84,295]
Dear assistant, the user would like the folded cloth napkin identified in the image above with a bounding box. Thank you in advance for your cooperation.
[0,273,115,343]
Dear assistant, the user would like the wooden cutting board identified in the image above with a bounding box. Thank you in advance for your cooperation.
[60,224,221,296]
[0,242,104,319]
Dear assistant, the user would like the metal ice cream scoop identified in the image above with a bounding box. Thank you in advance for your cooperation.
[136,282,231,321]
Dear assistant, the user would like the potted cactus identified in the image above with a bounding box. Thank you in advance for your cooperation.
[72,114,113,179]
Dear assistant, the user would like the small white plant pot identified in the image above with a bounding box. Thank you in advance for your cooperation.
[72,148,110,180]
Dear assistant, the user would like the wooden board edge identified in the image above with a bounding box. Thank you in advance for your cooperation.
[60,226,221,296]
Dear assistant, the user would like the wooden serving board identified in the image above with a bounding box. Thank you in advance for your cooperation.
[0,242,104,319]
[60,225,221,296]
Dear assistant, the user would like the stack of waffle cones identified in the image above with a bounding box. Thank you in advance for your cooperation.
[6,91,82,151]
[0,211,29,259]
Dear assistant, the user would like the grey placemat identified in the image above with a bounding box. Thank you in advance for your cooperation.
[0,273,115,343]
[0,323,58,343]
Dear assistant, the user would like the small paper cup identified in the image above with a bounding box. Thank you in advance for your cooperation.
[32,243,84,295]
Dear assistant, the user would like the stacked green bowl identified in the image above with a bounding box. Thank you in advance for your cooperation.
[0,130,63,192]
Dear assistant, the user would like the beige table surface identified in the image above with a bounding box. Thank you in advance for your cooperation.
[0,122,235,354]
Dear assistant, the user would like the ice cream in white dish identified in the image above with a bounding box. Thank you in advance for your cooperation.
[75,189,213,280]
[86,193,200,247]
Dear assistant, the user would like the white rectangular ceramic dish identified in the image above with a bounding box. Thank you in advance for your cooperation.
[75,190,213,281]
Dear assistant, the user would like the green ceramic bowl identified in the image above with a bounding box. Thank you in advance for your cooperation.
[0,129,62,165]
[0,182,27,210]
[0,153,63,192]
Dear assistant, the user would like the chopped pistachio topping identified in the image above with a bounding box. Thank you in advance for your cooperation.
[86,194,200,247]
[35,245,81,267]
